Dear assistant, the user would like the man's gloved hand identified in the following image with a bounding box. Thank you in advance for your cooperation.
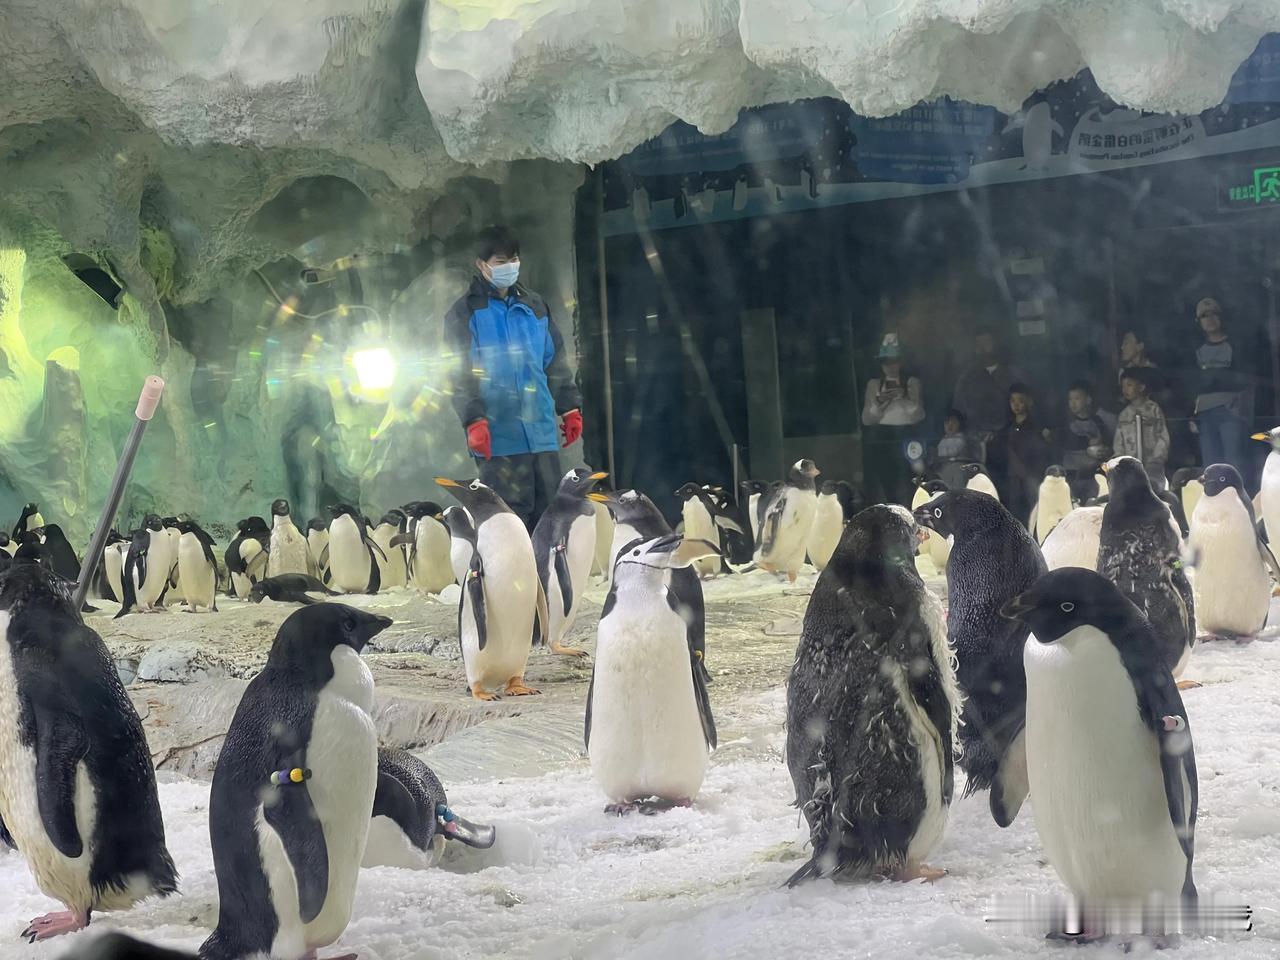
[560,409,583,447]
[466,419,492,460]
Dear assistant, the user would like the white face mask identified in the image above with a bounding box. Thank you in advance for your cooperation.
[486,260,520,288]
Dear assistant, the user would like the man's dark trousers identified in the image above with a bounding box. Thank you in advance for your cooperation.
[478,451,563,532]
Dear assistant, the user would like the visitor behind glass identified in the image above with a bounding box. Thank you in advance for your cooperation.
[861,333,924,506]
[1191,297,1251,480]
[1062,380,1115,499]
[951,328,1025,446]
[987,383,1054,526]
[933,408,982,488]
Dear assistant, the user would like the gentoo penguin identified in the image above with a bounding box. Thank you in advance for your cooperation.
[306,518,330,582]
[436,477,550,701]
[786,505,960,884]
[1252,426,1280,544]
[12,502,45,540]
[249,574,340,605]
[533,468,608,658]
[806,480,845,573]
[397,501,454,595]
[1189,464,1279,638]
[1002,568,1197,920]
[442,506,476,588]
[910,478,952,573]
[0,562,178,940]
[362,747,495,869]
[117,516,173,616]
[225,516,270,599]
[266,499,310,578]
[739,479,768,546]
[675,482,721,578]
[915,489,1046,826]
[40,524,81,583]
[1171,467,1204,528]
[757,459,821,582]
[327,504,385,595]
[371,509,409,589]
[201,604,392,960]
[1041,505,1103,571]
[1033,465,1072,544]
[961,462,999,500]
[1097,456,1195,681]
[586,534,718,813]
[176,519,219,613]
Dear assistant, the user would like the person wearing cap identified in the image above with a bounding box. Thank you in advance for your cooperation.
[861,333,925,506]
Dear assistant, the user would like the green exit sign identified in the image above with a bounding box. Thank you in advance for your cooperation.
[1221,165,1280,209]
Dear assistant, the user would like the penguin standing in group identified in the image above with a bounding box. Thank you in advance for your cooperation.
[398,501,455,595]
[94,530,129,602]
[226,517,271,599]
[200,604,392,960]
[757,459,821,582]
[911,479,952,573]
[12,502,45,540]
[915,489,1046,827]
[533,468,609,659]
[362,747,495,870]
[1189,463,1279,638]
[1002,569,1197,927]
[266,499,310,578]
[442,506,476,588]
[436,478,549,701]
[806,480,845,574]
[0,531,15,557]
[675,483,721,578]
[786,505,961,885]
[961,462,1000,500]
[1041,505,1103,571]
[1253,426,1280,544]
[694,487,752,568]
[739,479,768,546]
[1171,467,1204,529]
[0,562,178,941]
[371,509,409,589]
[1096,456,1195,683]
[161,518,183,601]
[327,504,385,595]
[176,520,219,614]
[118,516,174,616]
[306,518,330,583]
[590,496,616,582]
[1032,465,1073,544]
[586,534,719,814]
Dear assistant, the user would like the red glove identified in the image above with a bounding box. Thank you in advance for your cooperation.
[560,409,583,447]
[466,419,492,460]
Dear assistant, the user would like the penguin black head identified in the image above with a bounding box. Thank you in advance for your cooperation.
[307,517,327,533]
[740,479,768,496]
[144,514,164,533]
[790,459,820,481]
[913,488,1007,540]
[0,532,9,548]
[597,489,664,527]
[1200,463,1245,500]
[674,482,701,501]
[404,501,445,521]
[960,462,987,480]
[819,479,840,496]
[1000,567,1137,645]
[0,558,76,619]
[1169,467,1203,495]
[554,467,608,499]
[271,499,291,518]
[105,529,127,545]
[268,603,393,666]
[615,534,718,573]
[327,503,362,521]
[51,930,198,960]
[1251,426,1280,451]
[19,503,38,519]
[1043,464,1064,479]
[829,503,923,577]
[379,508,407,527]
[175,519,206,538]
[435,478,510,520]
[239,516,270,536]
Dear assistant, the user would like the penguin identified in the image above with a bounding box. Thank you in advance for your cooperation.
[757,459,820,582]
[266,499,310,578]
[960,462,999,501]
[1170,467,1202,524]
[200,604,392,960]
[176,519,219,613]
[249,574,341,605]
[362,747,495,870]
[12,532,54,570]
[1007,100,1063,172]
[0,531,15,557]
[694,486,751,567]
[675,482,721,578]
[161,517,183,601]
[396,501,454,595]
[95,530,129,603]
[117,516,172,616]
[442,506,476,588]
[739,479,768,545]
[306,518,330,583]
[114,529,150,618]
[436,477,550,701]
[1189,463,1279,638]
[1033,465,1073,544]
[915,489,1046,827]
[12,502,45,540]
[590,498,615,582]
[1096,456,1195,682]
[371,509,408,589]
[225,517,270,600]
[327,504,385,595]
[1041,505,1103,571]
[586,534,718,814]
[786,504,960,885]
[0,562,178,941]
[40,524,81,583]
[1001,568,1197,922]
[532,468,609,658]
[910,478,952,573]
[806,480,845,573]
[1252,426,1280,544]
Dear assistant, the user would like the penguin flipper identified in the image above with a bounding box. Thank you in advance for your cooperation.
[318,544,330,571]
[533,577,551,647]
[367,538,388,563]
[553,543,574,617]
[690,649,717,750]
[31,699,88,857]
[466,556,487,651]
[669,569,710,683]
[373,767,431,851]
[366,549,382,595]
[583,658,597,751]
[263,781,329,924]
[988,724,1028,828]
[1258,538,1280,585]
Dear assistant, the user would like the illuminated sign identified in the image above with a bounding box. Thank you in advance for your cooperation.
[1221,164,1280,209]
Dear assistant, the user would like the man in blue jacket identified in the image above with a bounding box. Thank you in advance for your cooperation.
[445,225,583,529]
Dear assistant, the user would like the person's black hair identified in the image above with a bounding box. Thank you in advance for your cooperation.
[1008,381,1032,398]
[944,408,966,428]
[1119,366,1150,389]
[476,224,520,261]
[1066,380,1094,397]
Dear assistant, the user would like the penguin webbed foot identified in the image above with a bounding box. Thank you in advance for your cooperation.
[470,683,501,702]
[1175,679,1203,690]
[604,802,638,816]
[503,678,541,697]
[22,909,89,942]
[549,642,589,659]
[890,861,947,884]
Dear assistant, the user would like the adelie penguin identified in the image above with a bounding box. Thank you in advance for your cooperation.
[1170,467,1204,529]
[910,478,952,573]
[306,518,330,583]
[249,574,340,605]
[436,478,550,701]
[1189,463,1280,639]
[40,524,81,583]
[12,502,45,540]
[1031,465,1072,544]
[786,505,960,885]
[225,516,271,599]
[1002,569,1197,931]
[805,480,844,573]
[675,482,721,578]
[757,459,821,582]
[915,489,1046,827]
[0,562,178,940]
[266,499,310,579]
[93,530,129,603]
[1041,504,1103,571]
[587,534,719,814]
[177,519,219,613]
[371,509,409,589]
[533,468,609,658]
[327,504,385,595]
[960,461,999,501]
[200,603,392,960]
[396,501,454,595]
[117,515,175,616]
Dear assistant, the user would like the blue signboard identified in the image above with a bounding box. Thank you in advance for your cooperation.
[848,98,1001,184]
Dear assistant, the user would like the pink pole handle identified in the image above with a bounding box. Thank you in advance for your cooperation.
[135,376,165,421]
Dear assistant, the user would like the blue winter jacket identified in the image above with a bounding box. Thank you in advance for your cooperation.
[445,277,581,457]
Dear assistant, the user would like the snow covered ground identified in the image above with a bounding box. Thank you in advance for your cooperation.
[2,572,1279,959]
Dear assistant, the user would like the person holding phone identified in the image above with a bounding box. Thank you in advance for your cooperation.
[861,333,925,506]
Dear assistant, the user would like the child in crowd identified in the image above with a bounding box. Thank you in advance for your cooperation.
[1062,381,1116,500]
[933,408,983,488]
[988,383,1054,525]
[1114,367,1170,488]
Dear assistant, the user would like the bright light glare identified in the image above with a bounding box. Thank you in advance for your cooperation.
[352,347,396,391]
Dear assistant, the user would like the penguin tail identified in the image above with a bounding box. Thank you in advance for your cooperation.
[783,855,823,888]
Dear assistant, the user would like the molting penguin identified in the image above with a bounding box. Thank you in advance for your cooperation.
[1002,569,1197,921]
[266,499,310,578]
[915,489,1045,826]
[327,505,385,595]
[586,534,718,814]
[1041,505,1103,571]
[757,459,821,582]
[786,504,960,885]
[371,509,408,589]
[306,518,330,583]
[225,517,270,600]
[675,483,720,578]
[362,747,495,870]
[1253,426,1280,545]
[910,478,952,573]
[806,480,845,573]
[1097,457,1195,681]
[533,468,608,658]
[436,478,549,701]
[397,501,454,595]
[250,574,341,606]
[0,562,178,940]
[1189,464,1278,638]
[200,604,392,960]
[961,462,999,501]
[1033,465,1073,544]
[176,520,219,613]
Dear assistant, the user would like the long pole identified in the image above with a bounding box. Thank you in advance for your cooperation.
[596,166,617,482]
[73,376,165,609]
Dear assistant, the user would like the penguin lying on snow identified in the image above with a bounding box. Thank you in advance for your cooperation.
[533,468,609,658]
[757,459,820,582]
[786,504,961,885]
[0,562,178,941]
[1003,569,1197,926]
[363,747,495,869]
[250,574,341,605]
[201,603,392,960]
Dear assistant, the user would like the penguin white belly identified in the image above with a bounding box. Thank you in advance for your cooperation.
[372,526,407,589]
[748,494,761,542]
[178,536,216,611]
[361,816,442,870]
[1180,481,1203,529]
[164,529,181,595]
[140,536,172,608]
[682,500,719,577]
[309,531,330,579]
[1024,626,1187,900]
[413,522,455,594]
[1189,495,1271,636]
[589,595,708,802]
[1261,452,1280,546]
[806,496,843,572]
[892,666,949,864]
[967,475,999,501]
[329,517,372,594]
[233,539,267,598]
[591,503,614,578]
[546,515,596,644]
[268,523,310,578]
[450,537,473,589]
[105,545,125,602]
[761,491,817,574]
[467,515,537,690]
[1035,481,1072,544]
[1041,506,1102,572]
